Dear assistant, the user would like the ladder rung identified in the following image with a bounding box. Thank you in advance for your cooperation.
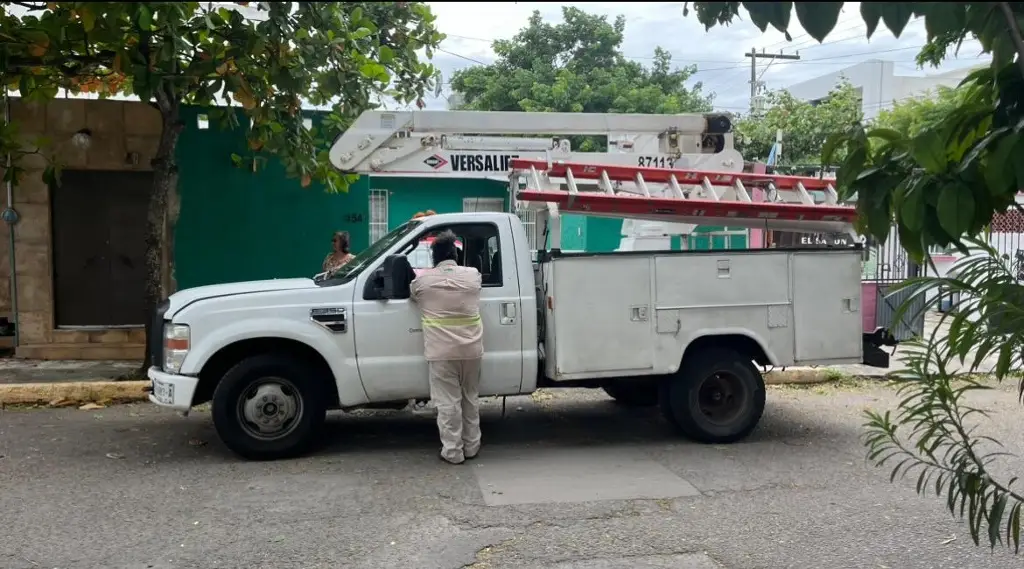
[511,158,837,192]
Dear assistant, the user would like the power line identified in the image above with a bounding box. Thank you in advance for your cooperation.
[436,47,490,66]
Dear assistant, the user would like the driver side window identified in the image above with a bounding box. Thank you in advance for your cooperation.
[405,222,503,287]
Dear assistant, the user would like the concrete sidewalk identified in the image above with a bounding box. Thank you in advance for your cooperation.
[0,358,139,384]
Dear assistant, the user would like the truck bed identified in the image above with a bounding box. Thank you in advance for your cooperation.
[538,247,864,382]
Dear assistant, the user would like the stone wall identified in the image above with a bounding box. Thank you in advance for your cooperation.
[2,98,162,360]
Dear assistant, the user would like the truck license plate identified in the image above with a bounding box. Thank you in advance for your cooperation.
[152,380,174,405]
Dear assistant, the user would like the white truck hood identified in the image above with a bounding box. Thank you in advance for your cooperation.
[166,278,317,316]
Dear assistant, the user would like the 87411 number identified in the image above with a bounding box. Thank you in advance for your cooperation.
[638,156,675,168]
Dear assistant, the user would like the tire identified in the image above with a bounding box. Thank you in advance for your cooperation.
[660,348,765,444]
[602,382,660,407]
[212,354,328,461]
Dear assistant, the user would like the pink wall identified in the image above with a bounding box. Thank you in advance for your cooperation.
[749,162,767,248]
[861,282,878,331]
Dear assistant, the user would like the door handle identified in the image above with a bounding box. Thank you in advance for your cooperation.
[500,302,517,325]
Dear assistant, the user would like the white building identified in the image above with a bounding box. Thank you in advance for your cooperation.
[785,59,985,120]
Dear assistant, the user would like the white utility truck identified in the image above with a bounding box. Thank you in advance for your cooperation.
[146,110,894,460]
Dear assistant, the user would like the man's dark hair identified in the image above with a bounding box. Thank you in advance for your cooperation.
[430,230,459,266]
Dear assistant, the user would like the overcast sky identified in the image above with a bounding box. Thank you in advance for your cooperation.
[422,1,990,113]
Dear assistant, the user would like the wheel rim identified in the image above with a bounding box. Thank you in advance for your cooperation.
[696,371,747,426]
[237,377,304,441]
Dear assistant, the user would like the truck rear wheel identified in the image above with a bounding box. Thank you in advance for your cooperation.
[212,354,327,460]
[660,348,765,443]
[602,382,659,407]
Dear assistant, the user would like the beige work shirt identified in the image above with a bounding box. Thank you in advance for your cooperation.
[410,260,484,361]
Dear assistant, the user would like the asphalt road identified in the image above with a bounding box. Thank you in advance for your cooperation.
[1,381,1023,569]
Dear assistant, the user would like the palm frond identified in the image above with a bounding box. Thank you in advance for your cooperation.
[864,240,1024,552]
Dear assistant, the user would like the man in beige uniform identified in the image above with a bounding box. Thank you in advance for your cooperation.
[410,230,484,465]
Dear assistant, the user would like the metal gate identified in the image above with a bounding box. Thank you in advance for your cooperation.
[863,226,925,341]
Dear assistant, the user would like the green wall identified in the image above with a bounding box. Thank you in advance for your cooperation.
[174,106,369,289]
[173,112,509,289]
[373,177,508,229]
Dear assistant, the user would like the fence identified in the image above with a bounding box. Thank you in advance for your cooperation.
[860,226,925,341]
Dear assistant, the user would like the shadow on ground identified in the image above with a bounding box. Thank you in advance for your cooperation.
[158,392,864,463]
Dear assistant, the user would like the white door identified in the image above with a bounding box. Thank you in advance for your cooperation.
[352,219,524,402]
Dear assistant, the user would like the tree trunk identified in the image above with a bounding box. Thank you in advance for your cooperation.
[140,101,182,374]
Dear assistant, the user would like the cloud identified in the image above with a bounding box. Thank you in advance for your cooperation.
[422,2,990,113]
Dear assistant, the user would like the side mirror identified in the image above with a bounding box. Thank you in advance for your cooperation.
[362,268,387,301]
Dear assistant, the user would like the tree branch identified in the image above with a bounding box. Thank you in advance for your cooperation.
[997,2,1024,77]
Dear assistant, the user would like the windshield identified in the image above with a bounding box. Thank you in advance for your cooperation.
[315,220,422,286]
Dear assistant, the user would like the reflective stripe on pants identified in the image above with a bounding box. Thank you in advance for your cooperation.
[428,358,482,463]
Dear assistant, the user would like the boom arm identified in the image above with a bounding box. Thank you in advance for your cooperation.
[328,110,739,178]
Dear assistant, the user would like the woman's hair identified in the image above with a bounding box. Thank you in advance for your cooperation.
[430,230,459,266]
[333,231,350,254]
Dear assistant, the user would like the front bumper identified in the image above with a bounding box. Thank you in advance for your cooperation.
[147,366,199,411]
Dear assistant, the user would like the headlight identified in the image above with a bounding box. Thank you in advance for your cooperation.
[163,323,190,374]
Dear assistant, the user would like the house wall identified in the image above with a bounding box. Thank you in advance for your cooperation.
[2,98,162,359]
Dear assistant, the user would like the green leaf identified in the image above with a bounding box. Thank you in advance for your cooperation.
[793,2,842,42]
[880,4,914,37]
[80,7,96,32]
[820,132,846,165]
[138,5,153,30]
[983,132,1018,197]
[836,146,865,190]
[911,129,947,173]
[743,2,792,34]
[899,178,927,233]
[922,2,966,39]
[379,45,394,64]
[860,2,883,39]
[351,6,364,25]
[897,220,925,260]
[1013,137,1024,195]
[936,183,975,237]
[351,27,373,40]
[359,62,387,80]
[866,128,903,143]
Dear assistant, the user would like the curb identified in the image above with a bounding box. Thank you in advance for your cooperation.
[0,380,150,407]
[764,369,871,385]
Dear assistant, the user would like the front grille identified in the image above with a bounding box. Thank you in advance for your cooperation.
[147,300,169,368]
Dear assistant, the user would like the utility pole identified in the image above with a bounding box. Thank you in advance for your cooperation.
[746,47,800,115]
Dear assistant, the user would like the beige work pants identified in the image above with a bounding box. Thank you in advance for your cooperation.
[428,358,482,463]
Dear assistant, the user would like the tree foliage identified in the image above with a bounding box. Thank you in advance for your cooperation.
[0,1,443,189]
[0,1,443,368]
[735,80,862,166]
[450,7,714,150]
[872,84,978,138]
[686,1,1024,553]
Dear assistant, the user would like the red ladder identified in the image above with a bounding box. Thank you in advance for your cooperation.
[510,159,858,235]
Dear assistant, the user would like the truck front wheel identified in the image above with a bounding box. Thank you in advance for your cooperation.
[212,354,327,460]
[660,348,765,444]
